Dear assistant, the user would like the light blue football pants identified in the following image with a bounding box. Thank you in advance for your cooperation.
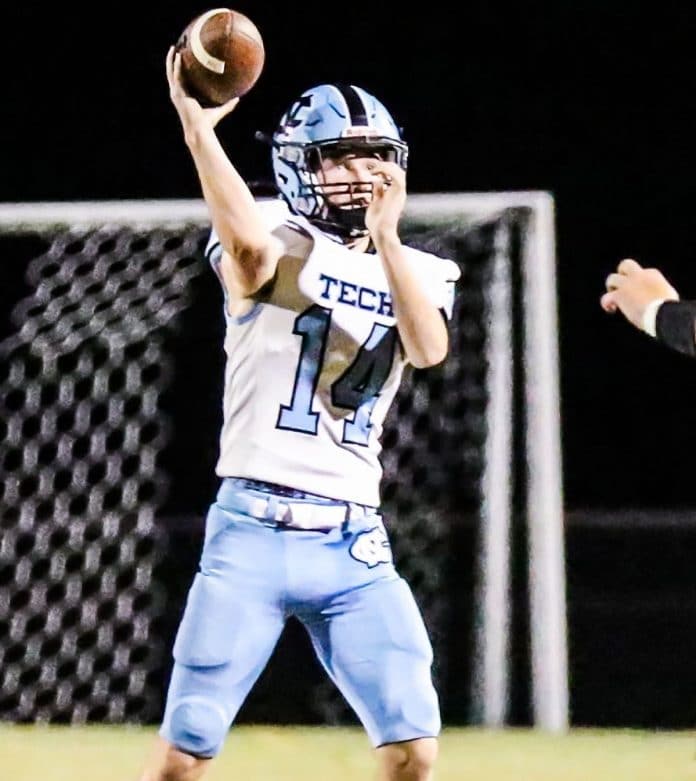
[159,478,440,757]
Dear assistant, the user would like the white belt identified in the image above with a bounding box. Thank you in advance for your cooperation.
[238,496,353,531]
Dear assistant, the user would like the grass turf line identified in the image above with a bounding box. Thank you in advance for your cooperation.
[0,724,694,781]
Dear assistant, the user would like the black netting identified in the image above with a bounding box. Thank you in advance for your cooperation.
[0,208,522,726]
[0,223,209,722]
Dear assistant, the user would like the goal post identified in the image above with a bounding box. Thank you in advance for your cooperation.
[0,193,567,731]
[518,195,568,733]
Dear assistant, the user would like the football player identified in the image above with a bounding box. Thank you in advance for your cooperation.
[137,47,461,781]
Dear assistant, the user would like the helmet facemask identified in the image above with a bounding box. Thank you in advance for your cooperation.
[294,138,408,240]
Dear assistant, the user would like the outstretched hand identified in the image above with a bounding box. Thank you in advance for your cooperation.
[165,46,239,131]
[601,258,679,330]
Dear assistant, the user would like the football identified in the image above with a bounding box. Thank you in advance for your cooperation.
[175,8,265,106]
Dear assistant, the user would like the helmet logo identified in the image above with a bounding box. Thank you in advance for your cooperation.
[341,126,380,138]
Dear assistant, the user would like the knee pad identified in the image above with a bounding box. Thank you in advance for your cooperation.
[167,696,229,758]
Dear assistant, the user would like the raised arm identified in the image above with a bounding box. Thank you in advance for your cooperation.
[165,46,282,297]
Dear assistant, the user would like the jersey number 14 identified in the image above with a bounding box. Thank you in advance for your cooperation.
[277,304,397,446]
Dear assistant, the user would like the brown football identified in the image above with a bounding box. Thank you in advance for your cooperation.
[176,8,265,106]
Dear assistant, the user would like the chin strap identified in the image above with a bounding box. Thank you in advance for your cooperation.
[310,200,370,241]
[307,211,369,243]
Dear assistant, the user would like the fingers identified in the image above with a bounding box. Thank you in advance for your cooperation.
[605,272,625,292]
[172,47,182,83]
[366,175,390,201]
[605,258,645,292]
[213,96,240,120]
[372,179,389,199]
[166,45,174,82]
[166,43,239,120]
[600,291,618,313]
[617,257,642,275]
[166,46,183,93]
[367,161,406,205]
[367,160,405,186]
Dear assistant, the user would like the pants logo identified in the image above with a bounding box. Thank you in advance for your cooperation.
[349,526,393,568]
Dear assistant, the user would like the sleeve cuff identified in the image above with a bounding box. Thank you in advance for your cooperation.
[641,298,667,338]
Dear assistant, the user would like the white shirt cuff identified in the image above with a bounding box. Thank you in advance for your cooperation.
[641,299,667,338]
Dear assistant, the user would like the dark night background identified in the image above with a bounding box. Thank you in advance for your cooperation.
[6,2,696,506]
[4,3,696,727]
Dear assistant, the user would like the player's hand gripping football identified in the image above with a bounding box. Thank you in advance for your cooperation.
[166,46,239,131]
[364,161,406,244]
[601,258,679,330]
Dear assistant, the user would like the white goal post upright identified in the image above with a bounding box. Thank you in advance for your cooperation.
[520,195,569,732]
[0,192,568,732]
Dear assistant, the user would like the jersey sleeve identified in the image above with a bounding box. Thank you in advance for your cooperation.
[205,229,222,266]
[405,247,461,321]
[438,267,460,321]
[204,197,292,283]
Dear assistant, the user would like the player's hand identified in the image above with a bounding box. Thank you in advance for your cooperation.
[166,46,239,131]
[600,258,679,330]
[365,161,406,245]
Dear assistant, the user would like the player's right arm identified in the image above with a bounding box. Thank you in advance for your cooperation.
[166,46,283,298]
[600,257,696,357]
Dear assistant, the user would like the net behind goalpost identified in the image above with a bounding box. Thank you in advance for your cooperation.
[0,193,567,731]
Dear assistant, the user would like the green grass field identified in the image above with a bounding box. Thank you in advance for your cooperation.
[1,724,694,781]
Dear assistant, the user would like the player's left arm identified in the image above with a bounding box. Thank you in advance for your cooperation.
[366,161,449,369]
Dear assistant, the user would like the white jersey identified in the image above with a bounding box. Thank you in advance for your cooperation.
[206,199,461,507]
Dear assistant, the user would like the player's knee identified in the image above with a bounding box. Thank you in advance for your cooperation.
[167,698,228,758]
[379,737,438,779]
[408,737,438,772]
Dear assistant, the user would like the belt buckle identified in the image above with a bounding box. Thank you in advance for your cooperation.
[283,502,347,531]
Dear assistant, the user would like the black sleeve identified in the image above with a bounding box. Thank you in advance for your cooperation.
[655,300,696,358]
